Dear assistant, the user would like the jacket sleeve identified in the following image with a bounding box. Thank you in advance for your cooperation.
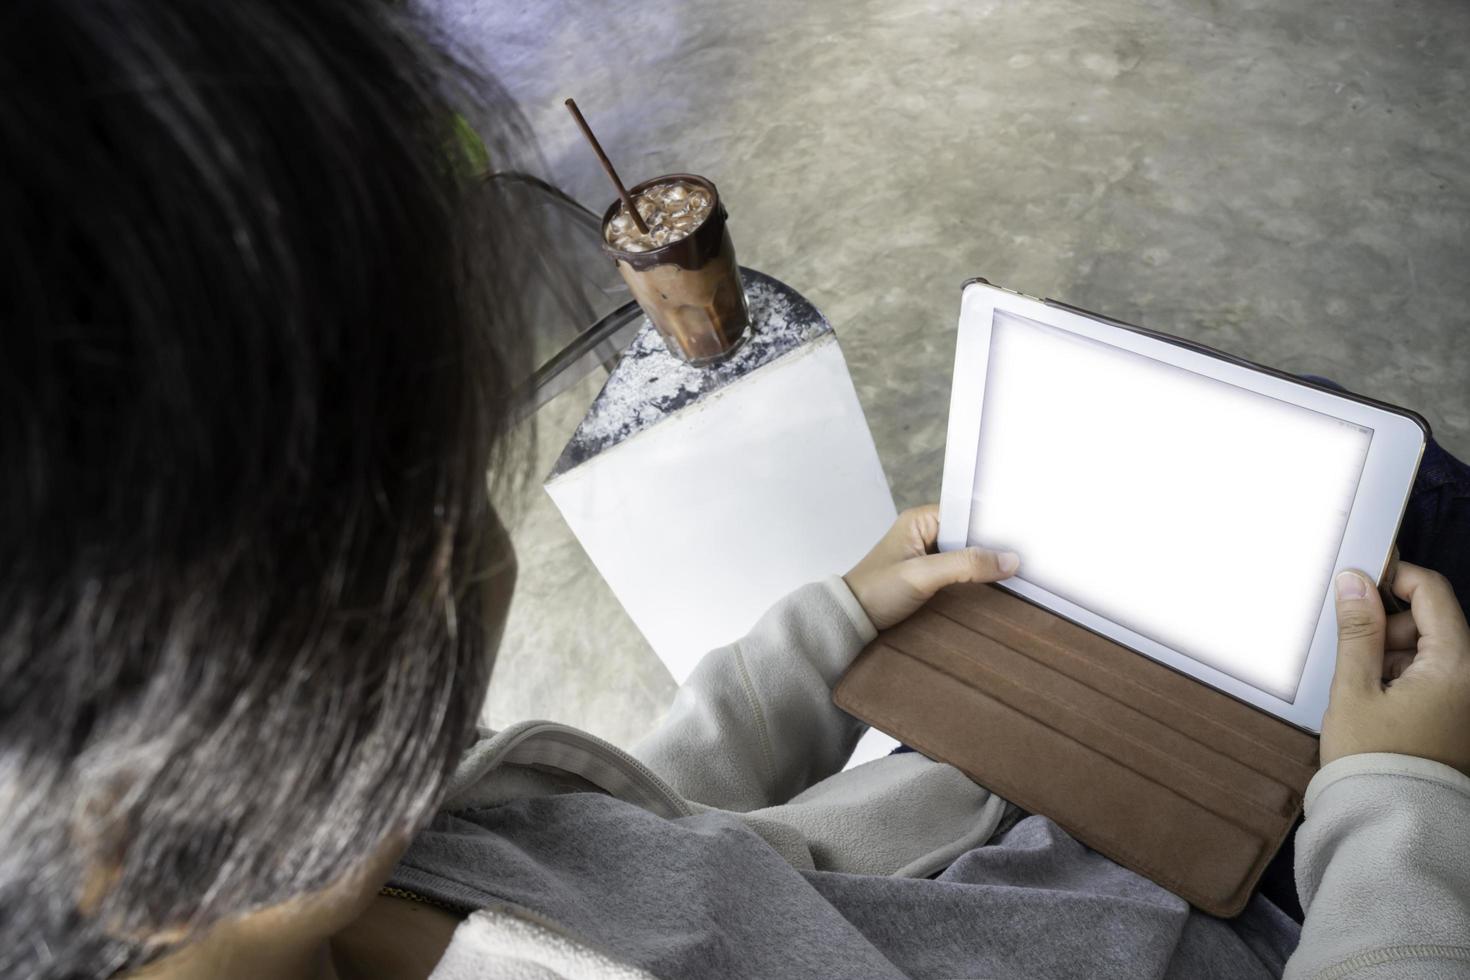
[633,576,878,812]
[1285,753,1470,980]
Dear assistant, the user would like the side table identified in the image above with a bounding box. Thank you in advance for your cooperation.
[545,269,901,765]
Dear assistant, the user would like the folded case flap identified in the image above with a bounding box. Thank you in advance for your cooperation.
[832,582,1319,917]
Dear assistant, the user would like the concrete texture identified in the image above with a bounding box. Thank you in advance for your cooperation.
[432,0,1470,748]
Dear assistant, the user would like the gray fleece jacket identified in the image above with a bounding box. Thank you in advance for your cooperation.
[390,577,1470,979]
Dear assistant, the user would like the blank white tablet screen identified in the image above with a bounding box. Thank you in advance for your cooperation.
[969,311,1372,701]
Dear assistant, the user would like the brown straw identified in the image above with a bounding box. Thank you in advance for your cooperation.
[564,98,649,235]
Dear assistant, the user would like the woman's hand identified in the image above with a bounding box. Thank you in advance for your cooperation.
[1321,561,1470,774]
[843,504,1020,631]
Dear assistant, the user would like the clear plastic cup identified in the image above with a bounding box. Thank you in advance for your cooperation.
[600,173,750,365]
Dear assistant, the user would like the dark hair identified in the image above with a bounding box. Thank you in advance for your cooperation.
[0,1,534,976]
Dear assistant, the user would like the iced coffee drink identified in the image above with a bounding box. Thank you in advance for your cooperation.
[601,174,749,365]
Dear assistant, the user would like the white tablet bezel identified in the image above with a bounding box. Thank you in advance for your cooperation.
[937,281,1427,732]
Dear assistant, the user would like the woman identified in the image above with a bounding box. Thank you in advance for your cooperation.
[5,2,1469,978]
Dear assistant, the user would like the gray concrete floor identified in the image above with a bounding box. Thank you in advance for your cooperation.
[432,0,1470,748]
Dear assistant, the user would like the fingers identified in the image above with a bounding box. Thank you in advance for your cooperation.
[1332,569,1387,697]
[868,505,942,566]
[904,505,942,556]
[1391,562,1470,651]
[1383,610,1420,681]
[897,504,941,555]
[1383,650,1416,682]
[848,506,972,613]
[900,547,1020,598]
[1386,610,1419,651]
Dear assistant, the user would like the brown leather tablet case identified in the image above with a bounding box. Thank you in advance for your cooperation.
[833,582,1320,917]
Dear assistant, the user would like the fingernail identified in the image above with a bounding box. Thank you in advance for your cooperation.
[1335,571,1367,600]
[998,552,1020,575]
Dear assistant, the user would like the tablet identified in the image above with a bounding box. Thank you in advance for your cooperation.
[937,280,1428,732]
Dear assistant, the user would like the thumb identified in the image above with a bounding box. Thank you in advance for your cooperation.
[900,547,1020,599]
[1332,569,1386,696]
